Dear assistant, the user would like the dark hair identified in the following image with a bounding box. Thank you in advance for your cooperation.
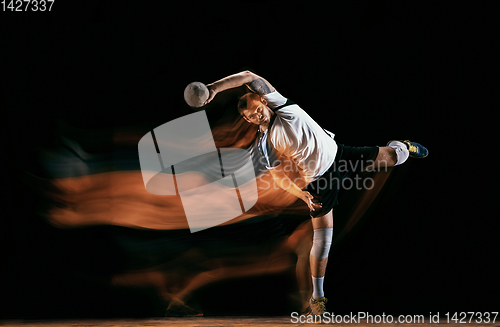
[237,93,262,116]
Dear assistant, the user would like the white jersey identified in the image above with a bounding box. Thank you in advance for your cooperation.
[260,90,338,182]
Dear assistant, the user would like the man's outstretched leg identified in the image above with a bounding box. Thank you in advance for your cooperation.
[308,209,334,315]
[366,140,428,170]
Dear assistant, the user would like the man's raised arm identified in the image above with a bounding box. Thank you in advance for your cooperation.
[204,70,275,105]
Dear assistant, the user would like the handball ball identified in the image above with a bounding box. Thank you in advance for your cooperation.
[184,82,209,108]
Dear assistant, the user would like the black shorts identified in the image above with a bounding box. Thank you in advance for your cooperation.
[305,144,379,218]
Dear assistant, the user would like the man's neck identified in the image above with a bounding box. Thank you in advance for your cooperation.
[260,111,275,132]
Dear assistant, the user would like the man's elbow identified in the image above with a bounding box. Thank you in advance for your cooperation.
[240,70,259,84]
[240,70,260,82]
[241,70,255,77]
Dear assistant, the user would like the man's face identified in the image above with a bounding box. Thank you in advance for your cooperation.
[242,97,273,127]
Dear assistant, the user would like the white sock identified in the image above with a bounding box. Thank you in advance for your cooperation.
[312,276,325,299]
[388,141,409,166]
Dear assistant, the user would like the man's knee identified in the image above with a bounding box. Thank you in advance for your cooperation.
[310,210,333,259]
[310,227,333,259]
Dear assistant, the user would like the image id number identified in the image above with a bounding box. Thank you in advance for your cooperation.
[2,0,55,11]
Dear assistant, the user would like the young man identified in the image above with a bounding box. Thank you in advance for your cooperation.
[204,70,428,315]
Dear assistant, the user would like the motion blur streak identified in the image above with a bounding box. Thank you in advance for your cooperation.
[41,169,305,230]
[24,119,392,313]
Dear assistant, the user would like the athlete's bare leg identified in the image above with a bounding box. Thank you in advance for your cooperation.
[310,209,334,278]
[365,146,397,171]
[308,146,396,276]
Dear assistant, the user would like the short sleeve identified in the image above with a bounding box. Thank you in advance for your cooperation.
[262,90,287,109]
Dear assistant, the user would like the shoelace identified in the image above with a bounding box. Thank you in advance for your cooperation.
[405,141,418,153]
[312,298,327,312]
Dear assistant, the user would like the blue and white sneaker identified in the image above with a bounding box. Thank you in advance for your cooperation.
[388,140,428,158]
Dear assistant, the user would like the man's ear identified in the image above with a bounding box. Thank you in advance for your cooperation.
[242,115,251,123]
[260,97,268,106]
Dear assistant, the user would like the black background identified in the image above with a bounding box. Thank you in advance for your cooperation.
[1,0,499,319]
